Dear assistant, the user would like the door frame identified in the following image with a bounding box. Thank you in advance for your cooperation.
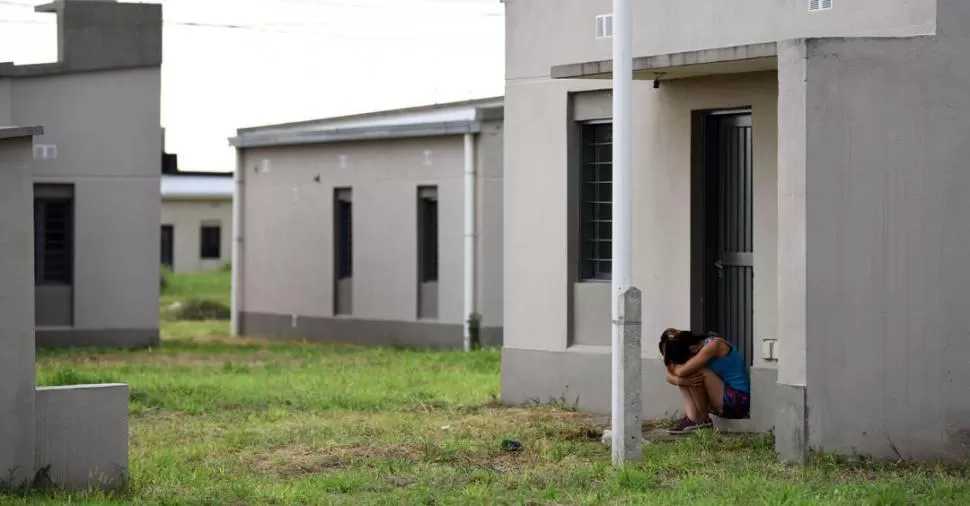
[689,107,753,339]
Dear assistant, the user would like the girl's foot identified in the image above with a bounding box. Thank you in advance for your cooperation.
[667,416,713,435]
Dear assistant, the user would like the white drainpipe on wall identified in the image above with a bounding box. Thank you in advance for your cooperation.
[463,132,476,352]
[230,149,244,336]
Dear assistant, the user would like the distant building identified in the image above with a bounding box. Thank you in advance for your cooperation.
[161,160,233,273]
[0,0,162,348]
[229,97,504,349]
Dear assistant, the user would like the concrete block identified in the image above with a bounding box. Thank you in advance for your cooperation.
[775,383,808,464]
[612,287,642,464]
[34,384,129,490]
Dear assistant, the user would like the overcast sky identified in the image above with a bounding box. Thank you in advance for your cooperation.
[0,0,505,171]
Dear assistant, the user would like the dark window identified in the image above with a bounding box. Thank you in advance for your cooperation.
[418,189,439,282]
[335,189,353,279]
[34,191,74,285]
[579,122,613,281]
[161,225,174,267]
[200,224,221,259]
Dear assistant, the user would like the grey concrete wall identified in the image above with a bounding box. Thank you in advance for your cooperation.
[0,136,37,487]
[0,79,10,123]
[505,0,935,80]
[12,67,161,346]
[161,198,233,273]
[793,27,970,460]
[476,120,504,329]
[34,384,129,490]
[239,127,503,345]
[52,0,162,73]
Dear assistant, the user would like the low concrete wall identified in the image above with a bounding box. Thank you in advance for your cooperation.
[241,311,503,349]
[502,346,777,433]
[35,328,160,349]
[34,384,129,490]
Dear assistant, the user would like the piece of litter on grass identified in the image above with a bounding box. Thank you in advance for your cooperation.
[440,425,451,431]
[501,439,522,452]
[601,429,613,447]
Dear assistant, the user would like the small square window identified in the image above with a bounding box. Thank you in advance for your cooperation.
[200,224,221,259]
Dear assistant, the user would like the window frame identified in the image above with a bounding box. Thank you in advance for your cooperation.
[578,120,613,282]
[33,185,75,286]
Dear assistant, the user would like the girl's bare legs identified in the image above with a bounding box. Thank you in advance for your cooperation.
[676,369,725,420]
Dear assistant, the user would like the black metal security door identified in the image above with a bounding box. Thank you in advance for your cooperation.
[707,112,754,366]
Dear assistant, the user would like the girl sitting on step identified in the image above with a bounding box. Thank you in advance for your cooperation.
[659,328,751,435]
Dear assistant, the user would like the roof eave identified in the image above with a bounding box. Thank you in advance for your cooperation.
[229,120,483,149]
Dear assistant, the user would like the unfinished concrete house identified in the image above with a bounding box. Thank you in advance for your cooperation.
[501,0,970,461]
[1,126,128,491]
[0,0,163,348]
[229,98,504,349]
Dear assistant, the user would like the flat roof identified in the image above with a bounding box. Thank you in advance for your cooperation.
[161,173,233,200]
[0,126,44,140]
[230,96,504,149]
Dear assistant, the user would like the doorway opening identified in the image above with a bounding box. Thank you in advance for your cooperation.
[691,109,754,366]
[161,224,174,268]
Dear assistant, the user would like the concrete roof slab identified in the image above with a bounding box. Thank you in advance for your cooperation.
[551,42,779,80]
[0,126,44,140]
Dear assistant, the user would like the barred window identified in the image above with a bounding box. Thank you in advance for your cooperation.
[579,122,612,281]
[34,189,74,285]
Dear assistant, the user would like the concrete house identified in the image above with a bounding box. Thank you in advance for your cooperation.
[0,0,162,348]
[2,127,129,491]
[161,160,233,273]
[229,98,504,348]
[501,0,970,462]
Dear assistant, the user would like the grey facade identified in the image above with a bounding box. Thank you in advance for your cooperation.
[1,127,128,491]
[0,0,163,348]
[502,0,970,461]
[230,98,504,349]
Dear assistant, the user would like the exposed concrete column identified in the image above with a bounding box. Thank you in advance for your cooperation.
[231,149,244,336]
[612,287,642,464]
[0,134,39,486]
[774,39,809,463]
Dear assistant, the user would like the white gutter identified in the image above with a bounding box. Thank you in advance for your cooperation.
[611,0,637,464]
[230,149,244,336]
[463,133,476,352]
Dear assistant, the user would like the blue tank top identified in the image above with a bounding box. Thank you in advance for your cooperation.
[704,338,750,393]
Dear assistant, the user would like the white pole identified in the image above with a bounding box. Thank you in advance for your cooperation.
[463,132,476,352]
[230,148,244,336]
[611,0,635,464]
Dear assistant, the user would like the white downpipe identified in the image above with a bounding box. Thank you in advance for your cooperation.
[611,0,634,457]
[230,149,244,336]
[463,132,476,352]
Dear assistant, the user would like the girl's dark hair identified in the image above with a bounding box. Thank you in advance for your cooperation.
[659,328,705,366]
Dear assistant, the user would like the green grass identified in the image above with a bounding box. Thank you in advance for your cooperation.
[8,271,970,504]
[160,268,231,321]
[160,267,231,308]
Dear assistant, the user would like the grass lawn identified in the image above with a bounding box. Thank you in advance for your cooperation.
[6,271,970,504]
